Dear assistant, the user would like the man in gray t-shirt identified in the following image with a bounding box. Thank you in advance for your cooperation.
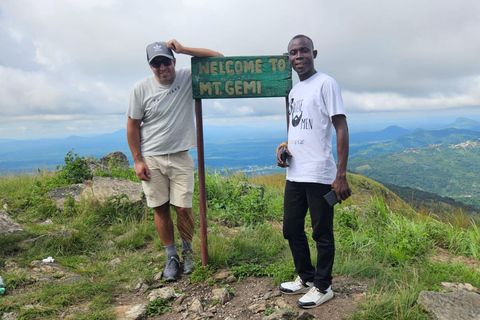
[127,39,222,281]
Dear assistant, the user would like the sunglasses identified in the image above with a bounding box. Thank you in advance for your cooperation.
[150,58,173,68]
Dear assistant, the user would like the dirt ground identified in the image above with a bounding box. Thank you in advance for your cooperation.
[114,274,369,320]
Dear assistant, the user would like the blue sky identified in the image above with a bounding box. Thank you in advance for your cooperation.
[1,0,479,140]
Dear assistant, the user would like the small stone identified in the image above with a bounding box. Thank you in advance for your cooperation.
[248,300,266,314]
[1,312,19,320]
[212,288,232,305]
[273,297,288,309]
[175,294,187,306]
[148,287,178,301]
[214,269,232,281]
[189,298,203,314]
[153,271,163,282]
[114,304,146,320]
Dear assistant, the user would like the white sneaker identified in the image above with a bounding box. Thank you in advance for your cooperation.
[279,276,314,295]
[297,285,334,308]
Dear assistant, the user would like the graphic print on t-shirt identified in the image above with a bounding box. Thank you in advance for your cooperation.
[289,98,313,130]
[289,98,303,127]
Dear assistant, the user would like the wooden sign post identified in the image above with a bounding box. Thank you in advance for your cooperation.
[191,55,292,265]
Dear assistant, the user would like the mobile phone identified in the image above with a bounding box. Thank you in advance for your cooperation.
[280,146,289,162]
[324,190,340,206]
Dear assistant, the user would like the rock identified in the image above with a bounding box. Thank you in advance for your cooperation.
[3,260,82,286]
[174,294,187,306]
[203,311,215,318]
[86,151,130,175]
[84,176,143,203]
[133,278,149,294]
[3,261,19,272]
[98,152,130,171]
[85,157,101,175]
[0,210,24,236]
[214,269,233,281]
[248,300,267,313]
[417,290,480,320]
[440,282,479,293]
[49,176,143,209]
[153,271,163,282]
[48,184,88,209]
[263,289,281,300]
[273,296,288,309]
[189,298,203,314]
[1,312,19,320]
[212,288,232,305]
[148,287,179,301]
[114,304,147,320]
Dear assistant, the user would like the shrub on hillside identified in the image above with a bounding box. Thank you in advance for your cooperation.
[54,150,92,185]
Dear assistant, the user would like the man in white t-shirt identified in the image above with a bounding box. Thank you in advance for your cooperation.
[127,39,222,281]
[277,35,351,308]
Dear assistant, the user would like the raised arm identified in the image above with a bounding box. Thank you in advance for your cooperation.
[167,39,223,58]
[332,114,352,201]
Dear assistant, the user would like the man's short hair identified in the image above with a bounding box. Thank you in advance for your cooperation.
[290,35,314,50]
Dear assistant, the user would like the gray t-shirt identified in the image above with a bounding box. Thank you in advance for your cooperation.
[127,68,196,156]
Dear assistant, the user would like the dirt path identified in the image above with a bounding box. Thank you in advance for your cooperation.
[115,274,369,319]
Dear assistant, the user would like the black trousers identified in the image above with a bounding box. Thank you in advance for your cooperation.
[283,180,334,290]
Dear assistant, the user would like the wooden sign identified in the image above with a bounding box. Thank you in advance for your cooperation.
[191,55,292,99]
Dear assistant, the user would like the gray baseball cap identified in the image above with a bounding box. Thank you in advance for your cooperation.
[146,41,174,63]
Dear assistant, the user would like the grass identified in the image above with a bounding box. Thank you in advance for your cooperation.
[1,154,479,319]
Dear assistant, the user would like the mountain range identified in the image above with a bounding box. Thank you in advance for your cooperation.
[1,117,480,210]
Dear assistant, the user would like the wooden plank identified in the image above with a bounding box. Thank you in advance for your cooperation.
[191,55,292,99]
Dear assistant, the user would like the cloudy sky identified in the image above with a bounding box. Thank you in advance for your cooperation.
[1,0,479,140]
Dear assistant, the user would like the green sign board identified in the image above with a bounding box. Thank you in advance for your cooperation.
[191,55,292,99]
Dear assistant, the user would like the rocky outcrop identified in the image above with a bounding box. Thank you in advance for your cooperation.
[417,282,480,320]
[0,210,24,236]
[3,260,83,286]
[49,176,143,209]
[86,151,130,175]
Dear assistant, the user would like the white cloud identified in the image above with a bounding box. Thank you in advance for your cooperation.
[0,0,479,139]
[34,40,71,72]
[7,28,23,42]
[0,66,62,114]
[345,75,480,112]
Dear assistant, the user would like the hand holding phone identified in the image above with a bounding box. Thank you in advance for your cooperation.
[324,190,341,206]
[280,146,288,163]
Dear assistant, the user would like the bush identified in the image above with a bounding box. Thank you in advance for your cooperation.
[54,150,92,185]
[204,171,273,226]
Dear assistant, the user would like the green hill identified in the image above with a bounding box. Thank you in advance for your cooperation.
[350,136,480,210]
[349,128,480,160]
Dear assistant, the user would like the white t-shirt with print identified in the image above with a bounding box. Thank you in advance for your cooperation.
[286,72,346,184]
[127,68,196,156]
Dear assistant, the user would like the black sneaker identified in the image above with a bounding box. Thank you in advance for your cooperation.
[163,255,180,281]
